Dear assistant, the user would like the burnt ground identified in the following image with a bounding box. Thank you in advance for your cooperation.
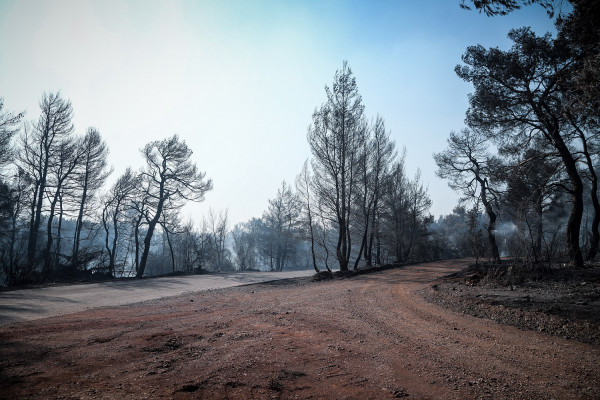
[1,259,599,399]
[423,261,600,346]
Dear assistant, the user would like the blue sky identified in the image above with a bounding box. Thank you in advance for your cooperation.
[0,0,557,226]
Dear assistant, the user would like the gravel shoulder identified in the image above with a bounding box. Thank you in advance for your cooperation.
[1,259,599,399]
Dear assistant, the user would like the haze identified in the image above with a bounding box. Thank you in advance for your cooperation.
[0,0,556,226]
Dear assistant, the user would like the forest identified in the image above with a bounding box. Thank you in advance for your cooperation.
[0,0,598,286]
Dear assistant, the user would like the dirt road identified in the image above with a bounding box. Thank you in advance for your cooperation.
[0,270,314,324]
[1,260,598,399]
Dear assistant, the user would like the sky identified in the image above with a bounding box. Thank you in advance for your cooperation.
[0,0,558,227]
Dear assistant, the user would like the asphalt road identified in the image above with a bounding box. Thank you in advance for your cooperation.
[0,270,314,325]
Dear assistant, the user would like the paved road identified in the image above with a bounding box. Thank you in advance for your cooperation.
[0,270,314,325]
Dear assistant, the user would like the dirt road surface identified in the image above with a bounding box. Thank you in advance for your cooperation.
[1,260,599,399]
[0,270,314,325]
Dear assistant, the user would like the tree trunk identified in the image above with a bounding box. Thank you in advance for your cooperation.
[133,211,144,276]
[581,142,599,261]
[566,183,585,268]
[138,218,158,278]
[102,206,117,278]
[365,199,379,267]
[26,184,39,266]
[134,221,142,276]
[165,229,175,273]
[550,130,584,268]
[354,233,366,270]
[307,205,319,273]
[43,187,60,278]
[28,166,48,266]
[587,176,600,261]
[138,195,165,278]
[568,114,599,261]
[337,219,349,271]
[535,196,543,261]
[54,193,64,271]
[72,171,89,270]
[480,190,500,262]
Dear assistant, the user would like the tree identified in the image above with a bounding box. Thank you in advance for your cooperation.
[434,128,502,261]
[575,122,600,260]
[355,116,396,268]
[503,146,562,261]
[380,157,432,264]
[136,135,212,277]
[174,219,204,273]
[459,0,558,16]
[456,28,585,267]
[0,98,24,279]
[0,170,28,285]
[466,202,485,263]
[307,61,366,271]
[431,206,476,258]
[0,97,23,174]
[208,208,229,270]
[42,138,81,275]
[101,168,139,277]
[295,160,319,272]
[458,0,600,264]
[558,1,600,260]
[558,0,600,127]
[231,222,258,271]
[404,171,433,261]
[71,128,111,270]
[194,217,217,271]
[19,92,74,267]
[130,184,150,275]
[261,181,300,271]
[159,209,182,273]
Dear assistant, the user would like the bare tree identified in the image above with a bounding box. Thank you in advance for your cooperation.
[231,222,258,271]
[379,156,431,264]
[314,196,334,272]
[295,160,319,272]
[0,97,23,175]
[159,209,182,273]
[195,217,215,271]
[71,128,111,269]
[0,170,28,284]
[42,138,82,275]
[355,116,396,269]
[262,181,300,271]
[503,146,562,261]
[136,135,212,277]
[101,168,139,277]
[404,170,433,261]
[130,185,150,275]
[0,98,24,282]
[307,61,366,271]
[434,128,502,261]
[174,219,203,272]
[208,208,229,271]
[19,92,74,267]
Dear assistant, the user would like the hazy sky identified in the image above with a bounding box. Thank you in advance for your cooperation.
[0,0,557,227]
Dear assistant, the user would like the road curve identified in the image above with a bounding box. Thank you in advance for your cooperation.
[0,270,314,325]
